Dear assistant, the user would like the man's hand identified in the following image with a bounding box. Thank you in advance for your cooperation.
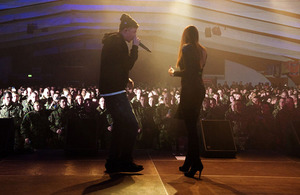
[56,129,62,134]
[133,36,140,46]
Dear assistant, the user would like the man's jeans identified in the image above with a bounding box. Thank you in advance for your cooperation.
[104,92,139,162]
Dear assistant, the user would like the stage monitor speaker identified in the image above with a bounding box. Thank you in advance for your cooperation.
[290,121,300,157]
[292,121,300,144]
[65,118,98,155]
[200,120,236,158]
[0,118,15,157]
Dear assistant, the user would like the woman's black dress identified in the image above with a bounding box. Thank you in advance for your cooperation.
[173,43,205,162]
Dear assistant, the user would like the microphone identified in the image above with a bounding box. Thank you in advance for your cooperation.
[139,42,151,52]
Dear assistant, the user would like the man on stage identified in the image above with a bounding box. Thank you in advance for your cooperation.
[99,13,143,173]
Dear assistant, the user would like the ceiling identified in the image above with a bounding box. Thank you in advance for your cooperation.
[0,0,300,62]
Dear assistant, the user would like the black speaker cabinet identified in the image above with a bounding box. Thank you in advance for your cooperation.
[200,120,236,158]
[65,118,98,155]
[0,118,15,157]
[291,121,300,145]
[290,121,300,156]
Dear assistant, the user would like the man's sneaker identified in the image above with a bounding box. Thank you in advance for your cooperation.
[105,161,121,173]
[120,162,144,172]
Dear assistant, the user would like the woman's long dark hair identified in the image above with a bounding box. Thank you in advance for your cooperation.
[176,25,207,69]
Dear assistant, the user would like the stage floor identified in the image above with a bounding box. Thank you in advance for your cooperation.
[0,150,300,195]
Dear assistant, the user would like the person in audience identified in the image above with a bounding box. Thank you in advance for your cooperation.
[23,92,39,114]
[12,92,23,110]
[48,97,72,148]
[45,92,60,110]
[206,98,225,120]
[21,100,50,150]
[96,97,113,149]
[154,92,176,150]
[226,100,249,151]
[0,91,24,152]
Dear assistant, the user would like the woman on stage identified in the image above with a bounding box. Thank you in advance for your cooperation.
[168,25,207,179]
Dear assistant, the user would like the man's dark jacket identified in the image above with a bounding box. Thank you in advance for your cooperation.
[99,32,138,94]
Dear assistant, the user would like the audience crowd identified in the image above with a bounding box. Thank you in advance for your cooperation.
[0,81,299,155]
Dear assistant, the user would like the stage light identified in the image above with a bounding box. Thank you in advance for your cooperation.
[212,26,221,36]
[205,26,221,37]
[205,27,212,37]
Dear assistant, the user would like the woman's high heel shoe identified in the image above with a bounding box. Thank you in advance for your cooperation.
[184,160,203,179]
[179,164,190,172]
